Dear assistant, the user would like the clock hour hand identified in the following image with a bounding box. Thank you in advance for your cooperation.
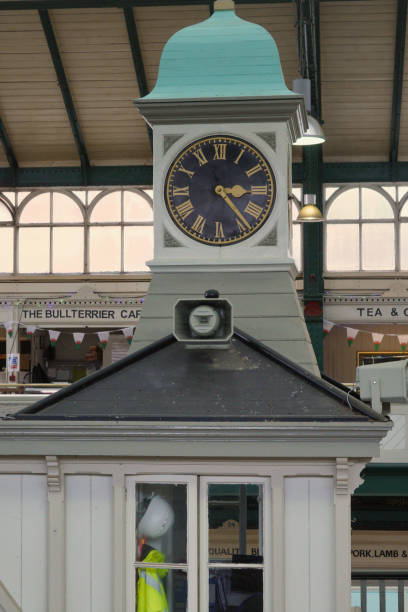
[224,185,250,198]
[215,185,251,230]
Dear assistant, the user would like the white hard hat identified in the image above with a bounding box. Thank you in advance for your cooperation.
[138,495,175,538]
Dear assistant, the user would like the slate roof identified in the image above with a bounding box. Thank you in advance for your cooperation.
[12,330,386,423]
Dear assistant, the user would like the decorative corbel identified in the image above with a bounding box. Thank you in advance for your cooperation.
[335,457,349,495]
[45,455,61,493]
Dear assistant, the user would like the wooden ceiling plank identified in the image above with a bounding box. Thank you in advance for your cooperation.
[38,8,89,176]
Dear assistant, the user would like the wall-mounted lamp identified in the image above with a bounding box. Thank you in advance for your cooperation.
[296,194,323,223]
[292,78,326,146]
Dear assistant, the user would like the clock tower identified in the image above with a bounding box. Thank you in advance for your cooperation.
[131,0,319,375]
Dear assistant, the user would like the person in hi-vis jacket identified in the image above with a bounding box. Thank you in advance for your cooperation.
[137,496,175,612]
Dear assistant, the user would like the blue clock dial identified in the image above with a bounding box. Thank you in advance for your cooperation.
[164,135,276,246]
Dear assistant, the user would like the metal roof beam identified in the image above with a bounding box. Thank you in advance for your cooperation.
[123,6,152,148]
[389,0,408,170]
[0,165,153,188]
[0,118,18,179]
[39,9,90,180]
[0,0,367,9]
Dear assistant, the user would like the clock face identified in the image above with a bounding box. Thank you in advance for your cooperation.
[164,135,276,246]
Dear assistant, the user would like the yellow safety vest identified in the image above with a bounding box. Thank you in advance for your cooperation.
[137,549,168,612]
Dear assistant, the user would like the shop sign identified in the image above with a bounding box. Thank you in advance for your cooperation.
[325,303,408,323]
[18,307,142,326]
[351,531,408,569]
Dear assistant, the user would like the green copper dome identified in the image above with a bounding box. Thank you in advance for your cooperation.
[143,8,294,100]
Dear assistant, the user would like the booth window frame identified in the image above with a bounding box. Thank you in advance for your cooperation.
[125,474,272,612]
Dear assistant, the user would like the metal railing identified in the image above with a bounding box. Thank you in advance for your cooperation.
[352,574,408,612]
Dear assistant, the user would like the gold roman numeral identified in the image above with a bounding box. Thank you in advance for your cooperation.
[176,199,194,220]
[246,164,262,178]
[215,221,225,239]
[191,214,206,234]
[251,185,268,195]
[244,201,263,219]
[192,148,208,166]
[236,218,246,232]
[178,164,194,179]
[234,149,244,165]
[213,144,227,160]
[173,185,190,197]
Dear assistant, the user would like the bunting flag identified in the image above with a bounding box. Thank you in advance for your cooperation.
[5,321,14,338]
[25,325,36,337]
[97,331,110,350]
[398,334,408,352]
[122,327,135,345]
[372,332,384,351]
[323,320,335,337]
[73,332,85,350]
[346,327,359,347]
[48,330,60,347]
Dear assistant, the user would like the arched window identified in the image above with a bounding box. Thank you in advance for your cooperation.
[89,189,153,272]
[325,186,395,271]
[17,191,84,273]
[0,194,14,273]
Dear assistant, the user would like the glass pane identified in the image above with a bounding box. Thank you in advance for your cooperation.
[20,193,51,223]
[385,582,398,612]
[143,189,153,200]
[0,203,11,221]
[136,483,187,564]
[89,226,121,272]
[366,585,380,612]
[17,191,30,204]
[361,188,393,219]
[86,190,102,206]
[292,223,302,271]
[325,186,339,199]
[350,583,361,608]
[53,227,84,273]
[402,224,408,269]
[209,569,263,612]
[382,186,396,199]
[362,223,394,270]
[72,190,85,203]
[400,199,408,218]
[124,191,153,222]
[124,226,153,272]
[208,484,262,563]
[90,191,121,222]
[327,189,359,220]
[291,201,300,221]
[398,186,408,200]
[0,228,13,272]
[292,186,302,201]
[136,567,187,612]
[1,192,15,206]
[19,227,50,273]
[326,224,359,271]
[53,193,83,222]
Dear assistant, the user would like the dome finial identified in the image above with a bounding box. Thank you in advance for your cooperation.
[214,0,234,10]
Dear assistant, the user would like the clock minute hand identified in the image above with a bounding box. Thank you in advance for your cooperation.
[215,185,251,229]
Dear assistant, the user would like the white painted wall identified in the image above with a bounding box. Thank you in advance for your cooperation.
[0,475,47,612]
[284,477,335,612]
[65,475,113,612]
